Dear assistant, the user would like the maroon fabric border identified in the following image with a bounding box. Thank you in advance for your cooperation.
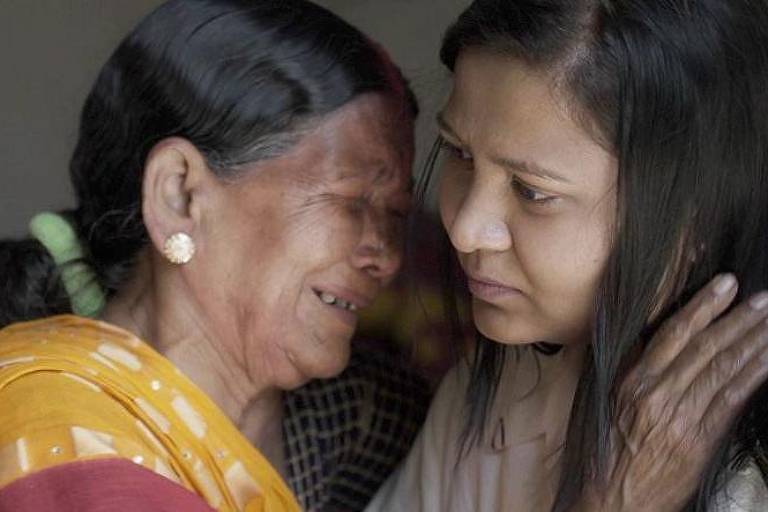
[0,458,216,512]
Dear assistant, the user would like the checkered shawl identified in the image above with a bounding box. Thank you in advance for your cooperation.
[283,344,431,512]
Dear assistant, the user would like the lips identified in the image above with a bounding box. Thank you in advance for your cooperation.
[465,274,522,301]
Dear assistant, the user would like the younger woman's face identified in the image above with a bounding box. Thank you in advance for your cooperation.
[438,50,617,346]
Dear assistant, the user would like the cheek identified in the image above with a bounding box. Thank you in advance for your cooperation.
[263,200,363,261]
[516,205,613,308]
[200,205,305,302]
[500,213,609,344]
[312,204,366,252]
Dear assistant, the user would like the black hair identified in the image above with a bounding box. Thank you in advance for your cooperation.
[422,0,768,510]
[0,0,417,326]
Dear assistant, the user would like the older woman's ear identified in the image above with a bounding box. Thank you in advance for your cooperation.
[141,138,214,262]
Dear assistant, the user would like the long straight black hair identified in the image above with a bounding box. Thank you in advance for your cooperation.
[423,0,768,510]
[0,0,417,327]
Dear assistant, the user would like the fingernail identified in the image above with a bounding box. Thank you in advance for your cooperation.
[714,274,737,296]
[750,292,768,310]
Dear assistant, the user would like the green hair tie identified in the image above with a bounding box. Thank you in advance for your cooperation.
[29,212,106,318]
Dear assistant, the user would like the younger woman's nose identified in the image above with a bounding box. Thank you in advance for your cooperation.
[448,196,513,254]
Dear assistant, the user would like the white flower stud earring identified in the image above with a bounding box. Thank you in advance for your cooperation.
[163,232,195,265]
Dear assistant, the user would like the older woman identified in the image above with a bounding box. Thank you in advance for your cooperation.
[0,1,422,510]
[369,0,768,511]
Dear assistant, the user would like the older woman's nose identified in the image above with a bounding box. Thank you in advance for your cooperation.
[447,192,512,254]
[350,210,403,281]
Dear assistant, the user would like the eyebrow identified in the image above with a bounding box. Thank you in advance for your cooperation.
[333,163,387,182]
[491,156,572,184]
[435,111,572,185]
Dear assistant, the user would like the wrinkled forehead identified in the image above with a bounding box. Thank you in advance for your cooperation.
[308,95,414,176]
[242,94,414,190]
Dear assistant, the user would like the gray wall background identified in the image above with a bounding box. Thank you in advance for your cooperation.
[0,0,468,238]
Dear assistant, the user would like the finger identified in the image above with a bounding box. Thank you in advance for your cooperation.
[680,315,768,425]
[697,333,768,441]
[661,291,768,397]
[641,274,738,376]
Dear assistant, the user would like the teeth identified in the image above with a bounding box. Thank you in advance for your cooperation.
[316,290,358,312]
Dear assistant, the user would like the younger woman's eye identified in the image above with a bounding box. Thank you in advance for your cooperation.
[439,139,473,162]
[512,178,557,204]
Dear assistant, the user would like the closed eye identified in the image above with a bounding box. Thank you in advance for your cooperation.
[388,207,410,219]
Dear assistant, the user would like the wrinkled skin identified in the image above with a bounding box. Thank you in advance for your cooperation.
[578,275,768,511]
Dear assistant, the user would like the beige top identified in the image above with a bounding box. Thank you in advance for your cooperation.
[366,345,767,512]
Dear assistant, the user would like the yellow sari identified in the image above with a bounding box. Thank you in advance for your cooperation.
[0,315,300,512]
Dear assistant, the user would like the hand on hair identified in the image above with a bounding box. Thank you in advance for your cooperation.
[578,274,768,511]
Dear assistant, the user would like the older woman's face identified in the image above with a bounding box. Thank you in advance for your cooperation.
[197,94,414,387]
[438,50,617,346]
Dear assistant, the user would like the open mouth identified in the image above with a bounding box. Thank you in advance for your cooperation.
[313,289,358,312]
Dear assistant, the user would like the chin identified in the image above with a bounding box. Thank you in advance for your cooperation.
[472,302,543,346]
[475,321,537,345]
[304,351,350,381]
[283,338,351,388]
[473,305,587,347]
[309,355,349,380]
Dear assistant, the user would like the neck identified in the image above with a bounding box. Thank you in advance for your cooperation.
[100,252,282,450]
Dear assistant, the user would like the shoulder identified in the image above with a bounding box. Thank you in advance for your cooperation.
[427,359,471,417]
[0,458,214,512]
[363,361,471,512]
[0,316,151,438]
[394,359,470,465]
[0,318,183,490]
[0,368,182,483]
